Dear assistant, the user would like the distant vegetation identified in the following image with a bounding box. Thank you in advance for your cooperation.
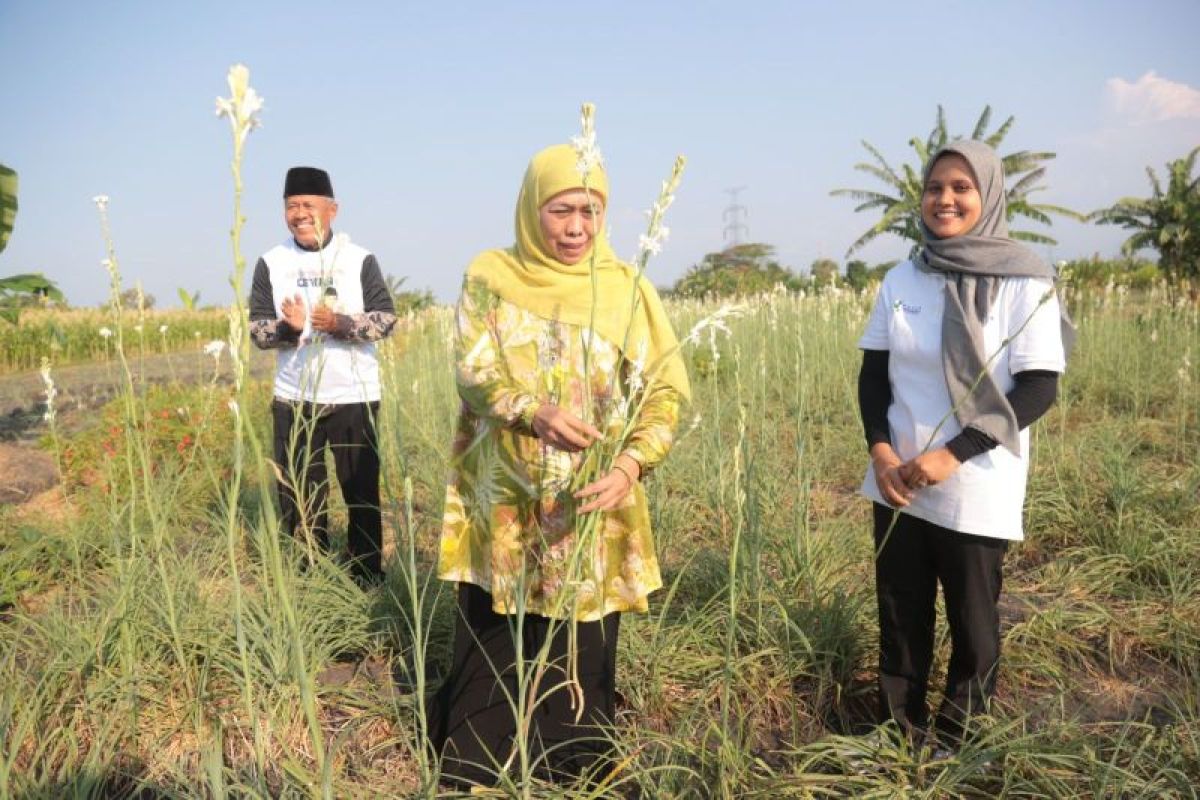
[387,274,436,315]
[668,244,890,299]
[666,247,1184,301]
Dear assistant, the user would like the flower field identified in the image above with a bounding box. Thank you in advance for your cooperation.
[1,281,1197,797]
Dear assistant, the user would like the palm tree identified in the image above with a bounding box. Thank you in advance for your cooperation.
[831,106,1081,257]
[1090,147,1200,286]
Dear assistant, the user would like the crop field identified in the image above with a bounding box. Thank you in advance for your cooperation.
[0,281,1197,798]
[0,307,230,374]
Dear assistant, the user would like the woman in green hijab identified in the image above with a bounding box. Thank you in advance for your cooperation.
[432,143,689,787]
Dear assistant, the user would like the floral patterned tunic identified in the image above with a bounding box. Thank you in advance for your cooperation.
[439,278,682,621]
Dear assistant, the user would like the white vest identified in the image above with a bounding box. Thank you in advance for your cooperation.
[262,234,382,404]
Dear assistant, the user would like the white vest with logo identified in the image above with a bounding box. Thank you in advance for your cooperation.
[261,234,382,404]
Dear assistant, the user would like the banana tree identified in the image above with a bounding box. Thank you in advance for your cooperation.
[0,163,65,323]
[1090,146,1200,286]
[0,163,15,254]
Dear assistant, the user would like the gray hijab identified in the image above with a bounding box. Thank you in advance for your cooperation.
[916,139,1074,455]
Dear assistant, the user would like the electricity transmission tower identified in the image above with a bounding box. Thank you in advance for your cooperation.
[722,186,749,247]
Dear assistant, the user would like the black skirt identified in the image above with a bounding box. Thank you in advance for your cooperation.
[431,582,621,788]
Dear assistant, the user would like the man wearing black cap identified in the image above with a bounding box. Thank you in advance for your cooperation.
[249,166,396,585]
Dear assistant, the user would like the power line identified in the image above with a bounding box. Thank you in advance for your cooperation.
[722,186,748,247]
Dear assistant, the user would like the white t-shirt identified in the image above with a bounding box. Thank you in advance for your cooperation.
[858,260,1066,541]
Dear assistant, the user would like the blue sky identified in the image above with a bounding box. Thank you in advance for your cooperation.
[2,0,1198,307]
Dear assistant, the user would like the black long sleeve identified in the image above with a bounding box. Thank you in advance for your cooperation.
[857,349,1059,462]
[945,370,1059,462]
[858,349,892,448]
[359,255,396,314]
[249,258,277,322]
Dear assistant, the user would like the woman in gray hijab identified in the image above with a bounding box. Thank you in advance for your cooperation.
[855,140,1070,750]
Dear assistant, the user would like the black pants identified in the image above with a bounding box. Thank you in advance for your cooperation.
[872,503,1008,744]
[271,399,383,581]
[432,583,620,788]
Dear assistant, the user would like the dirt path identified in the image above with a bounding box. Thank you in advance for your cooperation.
[0,349,275,444]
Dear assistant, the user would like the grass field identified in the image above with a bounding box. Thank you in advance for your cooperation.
[1,282,1197,798]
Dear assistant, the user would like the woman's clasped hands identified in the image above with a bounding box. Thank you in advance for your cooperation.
[531,403,640,513]
[870,443,961,508]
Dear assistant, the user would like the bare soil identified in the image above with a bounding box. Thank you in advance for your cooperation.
[0,349,274,500]
[0,349,275,443]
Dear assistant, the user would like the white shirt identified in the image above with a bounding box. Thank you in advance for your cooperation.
[858,260,1066,540]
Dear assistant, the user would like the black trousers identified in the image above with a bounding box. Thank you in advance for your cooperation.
[432,583,620,788]
[271,399,383,581]
[872,503,1008,744]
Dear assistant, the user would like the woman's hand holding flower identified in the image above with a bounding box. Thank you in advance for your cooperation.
[900,447,961,489]
[871,442,913,507]
[575,453,641,513]
[532,403,602,452]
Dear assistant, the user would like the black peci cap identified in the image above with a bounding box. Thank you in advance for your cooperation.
[283,166,334,198]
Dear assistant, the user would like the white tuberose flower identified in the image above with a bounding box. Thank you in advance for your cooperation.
[203,339,226,358]
[215,63,264,146]
[683,303,746,346]
[40,359,57,425]
[99,327,113,339]
[92,195,109,211]
[637,226,670,258]
[570,102,603,178]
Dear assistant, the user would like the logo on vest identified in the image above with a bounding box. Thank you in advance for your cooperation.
[296,274,334,289]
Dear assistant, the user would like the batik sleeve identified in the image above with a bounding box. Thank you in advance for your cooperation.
[331,254,398,342]
[619,382,682,476]
[453,279,540,433]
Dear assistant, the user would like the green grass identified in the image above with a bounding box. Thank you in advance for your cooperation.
[1,285,1197,797]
